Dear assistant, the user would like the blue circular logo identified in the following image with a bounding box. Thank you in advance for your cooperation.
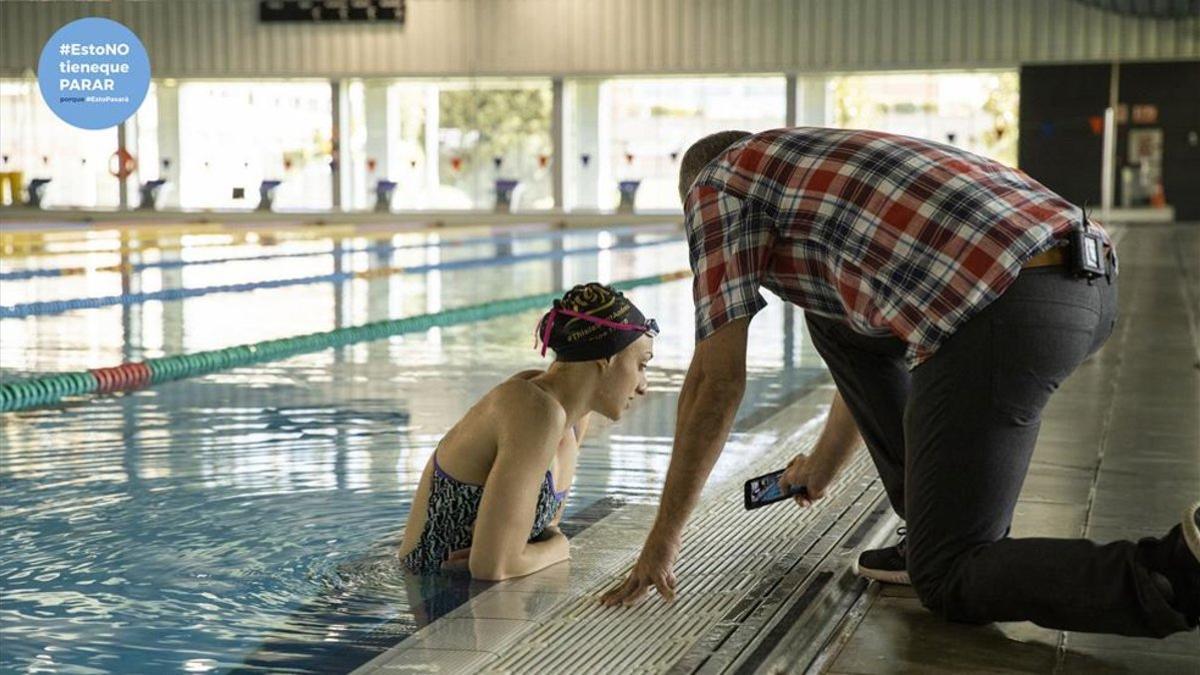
[37,17,151,130]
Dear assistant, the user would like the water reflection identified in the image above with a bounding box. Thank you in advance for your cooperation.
[1,232,686,374]
[0,233,829,673]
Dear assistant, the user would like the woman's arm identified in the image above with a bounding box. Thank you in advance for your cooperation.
[468,389,571,580]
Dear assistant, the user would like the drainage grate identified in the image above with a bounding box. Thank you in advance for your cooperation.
[354,386,898,674]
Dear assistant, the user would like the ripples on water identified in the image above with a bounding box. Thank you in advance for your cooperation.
[1,239,826,673]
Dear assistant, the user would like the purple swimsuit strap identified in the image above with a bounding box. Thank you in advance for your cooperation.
[432,451,482,487]
[545,470,570,501]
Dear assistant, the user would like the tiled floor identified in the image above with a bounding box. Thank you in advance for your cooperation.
[824,224,1200,674]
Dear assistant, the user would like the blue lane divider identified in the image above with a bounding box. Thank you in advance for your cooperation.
[0,269,692,412]
[0,223,679,281]
[0,266,87,281]
[0,236,681,319]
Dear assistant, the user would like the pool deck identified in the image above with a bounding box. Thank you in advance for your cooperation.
[352,224,1200,674]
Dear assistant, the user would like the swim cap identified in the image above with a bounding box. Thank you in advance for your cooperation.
[535,283,658,362]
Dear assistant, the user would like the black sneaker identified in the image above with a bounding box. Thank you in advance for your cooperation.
[1184,501,1200,567]
[1149,501,1200,624]
[855,527,910,585]
[1172,501,1200,620]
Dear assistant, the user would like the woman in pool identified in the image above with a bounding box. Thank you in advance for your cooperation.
[399,282,657,580]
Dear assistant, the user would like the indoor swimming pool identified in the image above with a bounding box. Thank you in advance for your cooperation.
[0,224,829,673]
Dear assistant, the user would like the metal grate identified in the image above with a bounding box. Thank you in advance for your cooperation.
[354,387,898,674]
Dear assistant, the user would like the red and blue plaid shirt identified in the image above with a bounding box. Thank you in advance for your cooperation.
[685,127,1113,370]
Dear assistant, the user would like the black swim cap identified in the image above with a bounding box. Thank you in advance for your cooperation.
[535,283,658,362]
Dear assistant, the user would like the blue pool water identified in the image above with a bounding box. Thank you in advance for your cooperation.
[0,226,828,673]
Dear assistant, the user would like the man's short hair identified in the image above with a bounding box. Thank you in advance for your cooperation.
[678,130,753,204]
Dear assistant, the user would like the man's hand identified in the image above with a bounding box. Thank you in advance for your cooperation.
[778,452,837,508]
[601,318,750,607]
[600,534,680,606]
[777,390,862,509]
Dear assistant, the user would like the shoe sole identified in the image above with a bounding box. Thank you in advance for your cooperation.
[853,561,911,585]
[1184,500,1200,564]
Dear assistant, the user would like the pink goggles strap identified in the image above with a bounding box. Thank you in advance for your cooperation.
[534,307,651,357]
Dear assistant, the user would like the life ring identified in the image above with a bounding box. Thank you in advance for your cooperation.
[109,149,137,179]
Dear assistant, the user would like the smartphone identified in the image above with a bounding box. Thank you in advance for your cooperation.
[743,469,807,510]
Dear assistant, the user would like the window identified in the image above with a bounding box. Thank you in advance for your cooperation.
[591,77,787,211]
[829,71,1019,167]
[176,81,333,210]
[0,78,121,208]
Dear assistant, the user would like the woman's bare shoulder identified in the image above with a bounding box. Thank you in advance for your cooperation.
[507,369,544,381]
[491,377,559,412]
[488,378,566,434]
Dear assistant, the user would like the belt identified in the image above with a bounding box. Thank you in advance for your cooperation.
[1021,242,1111,270]
[1022,246,1068,269]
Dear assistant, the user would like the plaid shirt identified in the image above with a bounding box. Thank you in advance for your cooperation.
[685,127,1113,370]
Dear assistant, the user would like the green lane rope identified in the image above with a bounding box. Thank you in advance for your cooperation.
[0,269,690,413]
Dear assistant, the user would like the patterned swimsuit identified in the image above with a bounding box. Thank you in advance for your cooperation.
[401,451,570,574]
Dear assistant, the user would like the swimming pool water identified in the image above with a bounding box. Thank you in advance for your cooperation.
[0,228,829,673]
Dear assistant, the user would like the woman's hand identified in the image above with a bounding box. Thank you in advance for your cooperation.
[441,547,471,571]
[778,452,838,508]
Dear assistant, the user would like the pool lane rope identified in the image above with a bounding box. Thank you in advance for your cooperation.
[0,236,679,319]
[0,223,680,281]
[0,269,691,413]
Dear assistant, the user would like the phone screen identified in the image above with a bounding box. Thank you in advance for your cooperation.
[744,469,803,510]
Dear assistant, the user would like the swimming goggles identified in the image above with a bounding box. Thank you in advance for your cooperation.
[535,308,659,357]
